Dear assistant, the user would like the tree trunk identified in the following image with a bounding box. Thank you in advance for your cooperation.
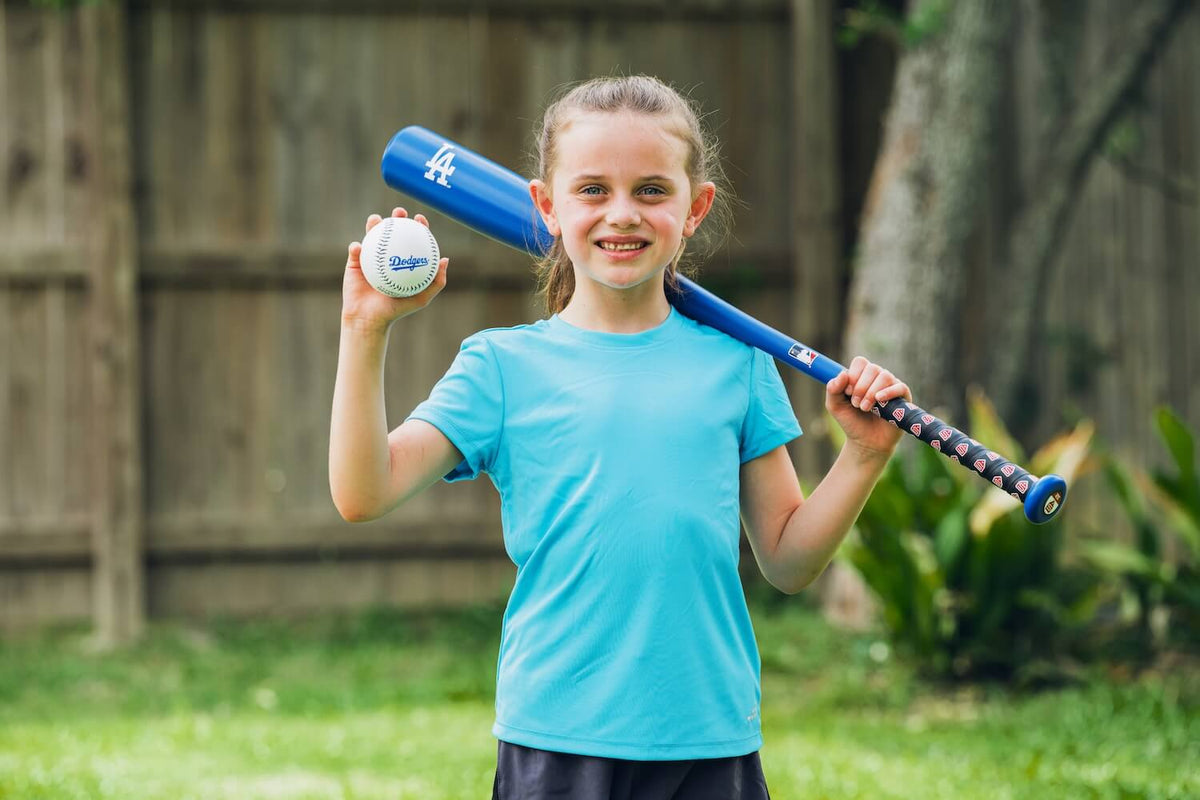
[844,0,1014,418]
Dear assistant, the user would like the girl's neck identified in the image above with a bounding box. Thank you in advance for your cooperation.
[558,279,672,334]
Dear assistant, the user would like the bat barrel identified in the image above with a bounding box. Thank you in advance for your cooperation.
[381,126,555,255]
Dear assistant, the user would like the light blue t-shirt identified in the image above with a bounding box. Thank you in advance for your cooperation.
[407,307,801,760]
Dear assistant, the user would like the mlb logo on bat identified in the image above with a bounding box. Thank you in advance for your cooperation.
[424,143,457,188]
[787,345,818,366]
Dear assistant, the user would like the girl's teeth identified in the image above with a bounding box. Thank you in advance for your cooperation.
[600,242,644,251]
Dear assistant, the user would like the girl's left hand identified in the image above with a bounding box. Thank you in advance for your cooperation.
[825,356,912,459]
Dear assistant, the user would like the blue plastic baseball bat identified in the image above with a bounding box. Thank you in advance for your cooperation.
[382,125,1067,523]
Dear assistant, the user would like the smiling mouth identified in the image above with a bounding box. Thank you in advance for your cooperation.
[597,242,648,252]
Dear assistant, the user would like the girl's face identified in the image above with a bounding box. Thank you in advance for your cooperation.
[532,111,715,298]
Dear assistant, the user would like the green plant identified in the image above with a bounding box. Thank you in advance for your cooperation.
[1081,406,1200,650]
[841,390,1097,681]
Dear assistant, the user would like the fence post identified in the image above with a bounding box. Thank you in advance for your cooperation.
[791,0,877,628]
[82,0,145,645]
[790,0,843,436]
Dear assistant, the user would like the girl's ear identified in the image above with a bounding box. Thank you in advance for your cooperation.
[683,182,716,238]
[530,179,560,237]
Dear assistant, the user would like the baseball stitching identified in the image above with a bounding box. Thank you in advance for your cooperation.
[371,218,439,297]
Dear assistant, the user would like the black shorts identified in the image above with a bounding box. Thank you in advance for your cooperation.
[491,740,771,800]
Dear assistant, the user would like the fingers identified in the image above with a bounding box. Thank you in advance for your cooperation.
[873,377,912,406]
[346,240,362,270]
[367,208,430,236]
[825,369,850,396]
[411,257,450,304]
[846,356,880,410]
[828,356,911,412]
[433,257,449,290]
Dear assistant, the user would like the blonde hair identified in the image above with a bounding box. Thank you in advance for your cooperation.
[532,75,733,314]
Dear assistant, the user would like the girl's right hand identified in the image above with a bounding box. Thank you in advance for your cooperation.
[341,207,449,333]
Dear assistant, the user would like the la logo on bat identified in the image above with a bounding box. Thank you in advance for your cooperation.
[424,143,457,188]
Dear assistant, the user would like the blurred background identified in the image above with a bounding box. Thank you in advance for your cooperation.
[0,0,1197,658]
[2,1,1198,797]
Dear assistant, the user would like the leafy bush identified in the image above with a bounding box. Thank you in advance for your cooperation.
[1081,406,1200,651]
[841,391,1096,682]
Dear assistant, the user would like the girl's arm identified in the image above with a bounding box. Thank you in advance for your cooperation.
[329,325,461,522]
[739,357,909,594]
[329,209,456,522]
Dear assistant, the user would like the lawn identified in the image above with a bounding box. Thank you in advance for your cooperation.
[0,592,1195,799]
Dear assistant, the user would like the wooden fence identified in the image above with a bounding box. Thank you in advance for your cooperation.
[0,0,1196,638]
[0,0,822,639]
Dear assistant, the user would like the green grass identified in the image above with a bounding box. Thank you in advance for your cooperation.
[0,594,1196,800]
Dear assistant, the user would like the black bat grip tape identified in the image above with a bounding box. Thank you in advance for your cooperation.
[873,397,1067,524]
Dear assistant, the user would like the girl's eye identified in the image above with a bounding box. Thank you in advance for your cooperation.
[639,185,666,196]
[580,185,604,196]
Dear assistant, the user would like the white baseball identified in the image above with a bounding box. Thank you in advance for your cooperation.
[358,217,441,298]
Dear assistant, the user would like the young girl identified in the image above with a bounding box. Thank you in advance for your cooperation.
[330,76,910,800]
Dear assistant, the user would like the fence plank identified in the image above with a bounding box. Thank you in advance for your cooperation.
[3,5,49,243]
[0,2,7,241]
[1163,11,1199,431]
[0,290,13,518]
[1186,13,1200,430]
[7,287,43,519]
[59,11,90,241]
[44,282,67,518]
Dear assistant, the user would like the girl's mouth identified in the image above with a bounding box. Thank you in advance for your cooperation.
[597,241,648,252]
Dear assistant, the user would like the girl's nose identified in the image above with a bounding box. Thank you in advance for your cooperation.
[605,199,641,228]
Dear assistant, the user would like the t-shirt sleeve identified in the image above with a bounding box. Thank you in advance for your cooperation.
[406,334,503,482]
[739,347,802,463]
